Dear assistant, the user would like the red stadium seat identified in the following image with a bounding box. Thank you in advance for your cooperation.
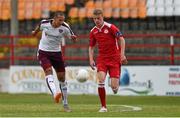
[112,8,120,18]
[18,0,25,9]
[18,0,25,20]
[49,0,58,12]
[1,0,11,20]
[57,1,65,12]
[18,8,25,20]
[32,0,42,19]
[2,9,11,20]
[0,1,2,20]
[85,0,95,9]
[137,0,146,7]
[112,0,120,8]
[104,8,112,18]
[78,8,86,18]
[120,8,129,18]
[41,0,50,18]
[33,10,41,19]
[68,7,78,18]
[95,0,103,9]
[103,0,111,9]
[65,0,74,5]
[130,8,138,18]
[119,0,128,9]
[86,8,94,18]
[25,0,33,19]
[138,6,147,18]
[128,0,138,8]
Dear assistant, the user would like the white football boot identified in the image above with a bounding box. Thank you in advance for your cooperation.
[99,107,108,112]
[63,104,72,112]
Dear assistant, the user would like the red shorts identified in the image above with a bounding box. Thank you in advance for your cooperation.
[37,50,65,72]
[97,58,121,78]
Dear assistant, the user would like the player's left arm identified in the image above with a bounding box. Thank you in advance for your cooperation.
[111,24,128,64]
[118,36,128,64]
[63,22,77,43]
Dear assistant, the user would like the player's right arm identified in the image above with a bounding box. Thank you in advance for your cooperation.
[89,31,96,70]
[63,22,77,43]
[89,46,95,70]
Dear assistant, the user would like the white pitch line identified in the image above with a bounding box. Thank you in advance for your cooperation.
[78,104,142,112]
[109,104,142,112]
[120,105,142,111]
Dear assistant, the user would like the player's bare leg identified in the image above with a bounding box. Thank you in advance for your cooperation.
[45,67,61,103]
[111,78,119,94]
[97,71,107,112]
[57,72,72,112]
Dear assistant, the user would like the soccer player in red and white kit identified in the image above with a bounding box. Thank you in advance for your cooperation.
[32,11,77,112]
[89,9,128,112]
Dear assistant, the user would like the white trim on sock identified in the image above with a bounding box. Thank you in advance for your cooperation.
[46,75,57,96]
[98,83,105,88]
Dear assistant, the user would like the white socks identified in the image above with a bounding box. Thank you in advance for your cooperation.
[59,81,68,105]
[46,75,69,106]
[46,75,57,97]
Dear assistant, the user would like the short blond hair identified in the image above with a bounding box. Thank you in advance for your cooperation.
[93,9,103,16]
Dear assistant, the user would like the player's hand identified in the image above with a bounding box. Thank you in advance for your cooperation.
[121,55,128,65]
[71,35,77,42]
[90,60,96,70]
[32,31,36,36]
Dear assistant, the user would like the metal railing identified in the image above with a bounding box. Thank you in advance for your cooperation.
[0,34,180,68]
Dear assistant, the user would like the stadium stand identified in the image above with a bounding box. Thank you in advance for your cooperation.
[0,0,180,34]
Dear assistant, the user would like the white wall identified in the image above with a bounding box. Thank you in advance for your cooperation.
[0,69,9,92]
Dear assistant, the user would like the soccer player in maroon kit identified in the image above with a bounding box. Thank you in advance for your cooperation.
[89,9,128,112]
[32,11,77,112]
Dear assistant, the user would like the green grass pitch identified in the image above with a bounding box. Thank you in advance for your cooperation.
[0,93,180,117]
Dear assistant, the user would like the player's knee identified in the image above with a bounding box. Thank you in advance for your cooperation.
[111,84,119,90]
[111,86,118,90]
[45,68,53,75]
[58,76,65,82]
[98,78,105,84]
[111,85,119,94]
[57,72,65,82]
[111,78,119,89]
[97,72,106,82]
[97,75,105,83]
[98,77,105,86]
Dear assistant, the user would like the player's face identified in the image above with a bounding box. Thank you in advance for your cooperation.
[93,14,104,28]
[53,15,65,27]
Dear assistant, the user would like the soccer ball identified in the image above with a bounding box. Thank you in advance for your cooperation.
[76,69,89,83]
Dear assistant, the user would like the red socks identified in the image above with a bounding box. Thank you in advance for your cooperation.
[98,84,106,108]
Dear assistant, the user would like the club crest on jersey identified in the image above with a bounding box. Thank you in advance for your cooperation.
[59,29,63,33]
[104,29,108,34]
